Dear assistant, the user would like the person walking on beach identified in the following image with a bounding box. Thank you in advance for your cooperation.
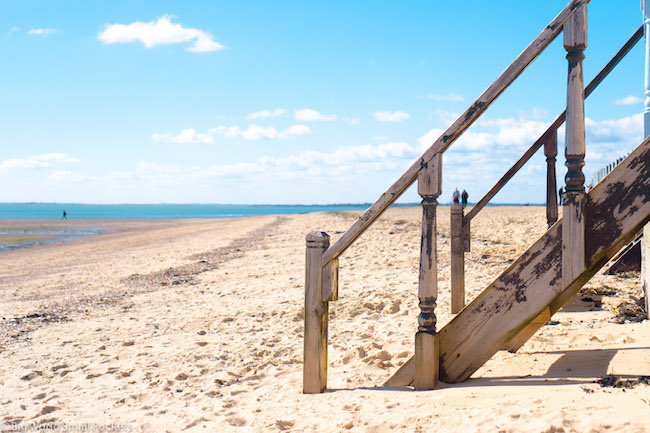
[452,187,460,204]
[558,186,564,206]
[61,210,67,220]
[461,189,468,208]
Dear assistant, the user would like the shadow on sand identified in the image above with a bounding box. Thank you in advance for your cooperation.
[326,347,649,392]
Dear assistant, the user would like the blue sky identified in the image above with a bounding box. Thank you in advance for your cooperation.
[0,1,646,204]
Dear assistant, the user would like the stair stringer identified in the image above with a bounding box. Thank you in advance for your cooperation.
[384,135,650,387]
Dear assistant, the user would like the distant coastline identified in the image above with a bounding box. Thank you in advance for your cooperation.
[0,202,545,221]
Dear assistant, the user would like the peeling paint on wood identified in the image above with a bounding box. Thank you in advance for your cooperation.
[384,135,650,386]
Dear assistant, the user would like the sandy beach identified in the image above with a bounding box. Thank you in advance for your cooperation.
[0,207,648,432]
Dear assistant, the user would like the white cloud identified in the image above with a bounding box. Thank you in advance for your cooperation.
[431,109,459,127]
[425,92,465,102]
[152,128,214,144]
[295,109,337,122]
[613,95,643,106]
[98,15,227,53]
[373,110,410,123]
[202,141,415,179]
[8,27,19,35]
[211,124,311,140]
[48,170,86,183]
[116,141,415,188]
[585,113,643,143]
[0,159,50,170]
[247,109,287,119]
[31,153,81,163]
[418,117,550,152]
[525,107,550,120]
[0,153,80,171]
[152,124,312,143]
[344,117,360,125]
[28,28,57,37]
[477,118,550,145]
[284,125,311,136]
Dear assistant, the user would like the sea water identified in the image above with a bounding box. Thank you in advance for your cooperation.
[0,203,392,220]
[0,203,408,251]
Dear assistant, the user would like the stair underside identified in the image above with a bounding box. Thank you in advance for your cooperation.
[385,135,650,386]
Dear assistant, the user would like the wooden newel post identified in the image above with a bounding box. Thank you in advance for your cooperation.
[450,203,465,314]
[544,129,559,227]
[414,153,441,390]
[304,231,330,393]
[562,5,587,288]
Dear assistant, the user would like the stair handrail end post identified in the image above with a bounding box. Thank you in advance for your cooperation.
[304,231,330,393]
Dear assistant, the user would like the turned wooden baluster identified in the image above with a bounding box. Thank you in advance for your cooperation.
[562,4,588,288]
[414,153,442,390]
[544,129,559,227]
[303,231,330,393]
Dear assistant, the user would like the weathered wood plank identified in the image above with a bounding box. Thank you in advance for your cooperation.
[384,356,414,387]
[303,232,329,393]
[417,153,442,198]
[322,258,339,302]
[463,219,471,253]
[384,136,650,386]
[450,204,465,314]
[641,225,650,319]
[320,0,590,266]
[503,307,551,353]
[414,332,438,390]
[562,3,588,295]
[562,193,586,286]
[441,136,650,383]
[414,156,441,390]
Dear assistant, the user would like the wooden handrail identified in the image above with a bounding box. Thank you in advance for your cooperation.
[321,0,590,266]
[464,24,644,225]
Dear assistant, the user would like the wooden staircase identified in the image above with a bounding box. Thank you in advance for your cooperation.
[302,0,649,394]
[385,137,650,385]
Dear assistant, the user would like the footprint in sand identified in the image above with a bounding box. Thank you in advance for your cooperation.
[388,300,401,314]
[226,416,247,427]
[39,405,58,416]
[20,371,42,381]
[275,420,295,431]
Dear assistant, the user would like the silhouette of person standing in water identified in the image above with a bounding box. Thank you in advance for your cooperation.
[61,210,67,220]
[461,189,468,208]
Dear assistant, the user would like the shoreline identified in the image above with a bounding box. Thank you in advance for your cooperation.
[0,204,538,252]
[0,202,546,221]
